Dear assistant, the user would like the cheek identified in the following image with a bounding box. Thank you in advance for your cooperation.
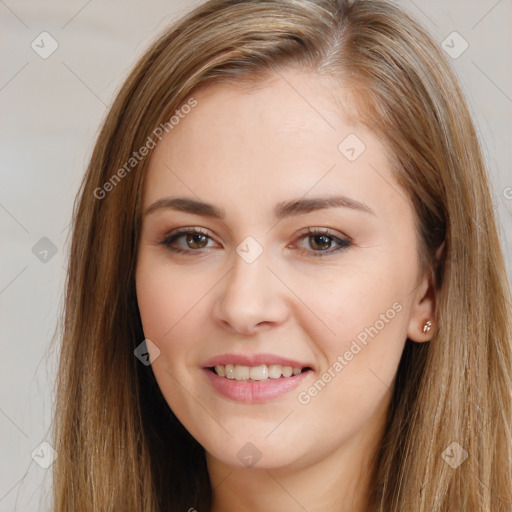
[296,259,410,398]
[135,259,208,425]
[135,255,210,345]
[135,255,217,414]
[292,282,406,447]
[297,263,412,427]
[136,267,178,343]
[299,263,408,346]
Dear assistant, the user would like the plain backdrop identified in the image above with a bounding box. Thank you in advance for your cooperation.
[1,0,511,510]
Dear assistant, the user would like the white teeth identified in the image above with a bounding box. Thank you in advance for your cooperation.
[234,365,250,380]
[249,365,268,381]
[282,366,293,378]
[225,364,235,379]
[268,364,282,379]
[213,364,305,380]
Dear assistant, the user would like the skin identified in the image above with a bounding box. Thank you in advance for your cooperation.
[135,69,436,512]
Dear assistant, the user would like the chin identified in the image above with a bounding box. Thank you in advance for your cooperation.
[203,434,313,471]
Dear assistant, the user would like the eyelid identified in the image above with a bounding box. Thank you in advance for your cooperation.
[159,226,220,248]
[290,227,351,257]
[295,226,351,242]
[159,226,351,256]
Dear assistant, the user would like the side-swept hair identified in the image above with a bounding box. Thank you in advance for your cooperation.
[52,1,512,510]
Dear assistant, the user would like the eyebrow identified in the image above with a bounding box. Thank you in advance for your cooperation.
[144,194,374,219]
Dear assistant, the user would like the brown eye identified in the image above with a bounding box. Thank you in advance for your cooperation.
[294,228,352,258]
[159,227,217,254]
[308,234,333,251]
[186,232,208,249]
[160,227,350,258]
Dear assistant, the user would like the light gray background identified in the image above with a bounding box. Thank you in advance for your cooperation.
[1,1,511,510]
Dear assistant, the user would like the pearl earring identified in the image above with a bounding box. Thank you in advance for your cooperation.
[422,320,432,333]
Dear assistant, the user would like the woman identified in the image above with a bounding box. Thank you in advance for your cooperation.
[52,0,512,510]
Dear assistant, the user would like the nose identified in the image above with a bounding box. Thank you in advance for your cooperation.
[213,246,290,335]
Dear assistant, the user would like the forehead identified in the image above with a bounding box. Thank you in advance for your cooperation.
[142,70,408,224]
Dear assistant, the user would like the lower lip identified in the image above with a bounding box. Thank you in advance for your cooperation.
[203,368,312,403]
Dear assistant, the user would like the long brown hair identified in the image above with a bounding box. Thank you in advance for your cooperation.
[52,0,512,510]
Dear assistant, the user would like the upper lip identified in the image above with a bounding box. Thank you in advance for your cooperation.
[202,353,313,370]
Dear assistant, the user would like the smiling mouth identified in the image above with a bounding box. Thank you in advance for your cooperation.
[208,364,313,382]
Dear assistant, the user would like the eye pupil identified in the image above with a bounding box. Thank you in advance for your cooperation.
[187,233,208,249]
[310,234,331,250]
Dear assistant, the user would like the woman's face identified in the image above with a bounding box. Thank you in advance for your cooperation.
[135,70,434,472]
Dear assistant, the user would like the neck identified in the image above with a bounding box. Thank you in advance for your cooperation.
[206,416,385,512]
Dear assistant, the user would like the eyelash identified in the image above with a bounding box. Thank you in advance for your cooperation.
[158,227,351,258]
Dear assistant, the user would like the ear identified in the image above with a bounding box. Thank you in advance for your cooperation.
[407,241,444,343]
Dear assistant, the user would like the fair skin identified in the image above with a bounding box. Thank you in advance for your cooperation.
[135,69,436,512]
